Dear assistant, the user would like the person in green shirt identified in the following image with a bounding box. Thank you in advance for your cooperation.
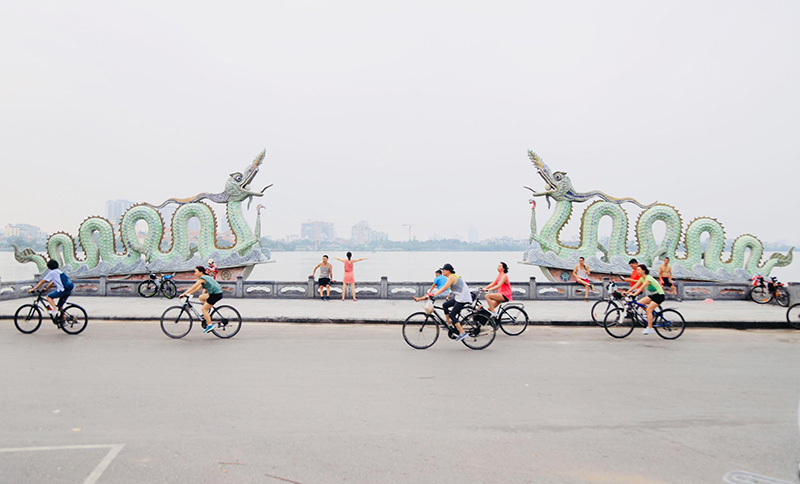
[179,265,224,333]
[627,264,665,335]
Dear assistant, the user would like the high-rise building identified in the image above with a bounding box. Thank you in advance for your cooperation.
[4,223,47,240]
[105,199,135,225]
[301,221,336,247]
[351,220,388,244]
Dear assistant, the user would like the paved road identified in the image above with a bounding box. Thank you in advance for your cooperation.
[1,322,799,483]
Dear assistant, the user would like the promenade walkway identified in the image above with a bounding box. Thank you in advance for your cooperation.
[0,296,793,327]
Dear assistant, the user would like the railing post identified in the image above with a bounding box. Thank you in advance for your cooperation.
[602,277,609,299]
[380,276,388,299]
[528,277,537,300]
[307,276,315,299]
[235,276,244,298]
[99,276,107,296]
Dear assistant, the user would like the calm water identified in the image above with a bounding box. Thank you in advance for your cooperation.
[2,250,798,283]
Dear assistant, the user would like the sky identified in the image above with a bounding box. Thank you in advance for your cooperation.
[1,1,798,246]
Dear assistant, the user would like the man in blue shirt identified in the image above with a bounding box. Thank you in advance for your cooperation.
[416,269,450,301]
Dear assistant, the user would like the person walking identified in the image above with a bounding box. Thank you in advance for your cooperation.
[335,252,367,301]
[310,255,334,301]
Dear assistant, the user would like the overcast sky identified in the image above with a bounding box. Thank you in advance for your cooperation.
[1,1,798,246]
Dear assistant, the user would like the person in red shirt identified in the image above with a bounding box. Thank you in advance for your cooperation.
[624,259,640,294]
[206,259,219,280]
[482,262,512,317]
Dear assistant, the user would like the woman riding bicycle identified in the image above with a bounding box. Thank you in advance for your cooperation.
[482,262,512,317]
[626,264,665,335]
[179,266,223,333]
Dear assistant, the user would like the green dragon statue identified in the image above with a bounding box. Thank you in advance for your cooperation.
[523,151,793,282]
[13,150,272,279]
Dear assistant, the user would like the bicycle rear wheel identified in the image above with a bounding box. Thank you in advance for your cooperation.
[14,304,42,334]
[60,304,88,335]
[591,299,621,326]
[775,287,790,307]
[210,305,242,339]
[162,280,178,299]
[497,306,528,336]
[461,312,496,350]
[654,309,685,339]
[160,306,192,339]
[787,304,800,330]
[603,308,635,338]
[402,312,440,349]
[138,280,157,298]
[749,286,771,304]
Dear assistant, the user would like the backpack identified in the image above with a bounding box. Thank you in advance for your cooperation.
[60,272,75,291]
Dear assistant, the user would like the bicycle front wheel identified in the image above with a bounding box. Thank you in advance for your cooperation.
[138,280,157,298]
[654,309,685,340]
[749,286,771,304]
[14,304,42,334]
[162,280,178,299]
[160,306,192,339]
[603,308,635,338]
[591,299,621,326]
[461,312,496,350]
[775,287,790,307]
[60,304,88,335]
[402,312,440,349]
[210,305,242,339]
[497,306,528,336]
[787,304,800,330]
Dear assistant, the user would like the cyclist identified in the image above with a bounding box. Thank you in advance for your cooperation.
[415,269,450,303]
[28,259,72,319]
[572,256,593,301]
[206,259,219,279]
[627,264,665,335]
[179,265,223,333]
[482,262,512,317]
[310,255,334,301]
[658,257,679,300]
[623,258,640,285]
[424,263,469,342]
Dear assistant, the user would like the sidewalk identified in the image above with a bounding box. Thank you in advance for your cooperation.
[0,296,793,328]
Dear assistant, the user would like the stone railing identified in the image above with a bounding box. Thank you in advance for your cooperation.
[2,276,797,304]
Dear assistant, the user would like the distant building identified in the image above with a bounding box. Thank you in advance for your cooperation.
[4,223,47,240]
[301,221,336,247]
[351,220,388,244]
[105,199,135,225]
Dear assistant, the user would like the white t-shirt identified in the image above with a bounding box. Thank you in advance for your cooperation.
[42,269,65,292]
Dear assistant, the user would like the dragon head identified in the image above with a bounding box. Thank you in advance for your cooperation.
[225,150,273,203]
[525,151,572,205]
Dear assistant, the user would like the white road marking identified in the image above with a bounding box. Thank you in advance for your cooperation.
[0,444,125,484]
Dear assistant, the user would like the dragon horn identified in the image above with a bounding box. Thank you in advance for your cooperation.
[527,150,543,169]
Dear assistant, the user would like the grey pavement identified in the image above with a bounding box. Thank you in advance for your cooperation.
[0,295,795,327]
[1,323,799,483]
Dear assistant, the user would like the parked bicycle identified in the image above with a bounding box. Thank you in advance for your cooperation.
[590,281,625,325]
[472,289,529,336]
[138,271,178,299]
[603,295,685,339]
[786,303,800,330]
[160,295,242,339]
[402,296,496,350]
[14,290,88,335]
[749,275,789,307]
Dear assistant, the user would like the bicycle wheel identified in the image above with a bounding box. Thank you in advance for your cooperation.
[591,299,621,326]
[497,306,529,336]
[138,280,157,298]
[160,306,193,339]
[162,280,178,299]
[749,286,771,304]
[461,312,496,350]
[402,312,440,349]
[603,308,635,338]
[14,304,42,334]
[654,309,685,340]
[210,305,242,339]
[60,304,88,335]
[786,304,800,330]
[775,287,790,307]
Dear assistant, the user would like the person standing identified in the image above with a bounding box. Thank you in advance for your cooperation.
[335,252,367,301]
[482,262,512,316]
[573,256,593,301]
[310,255,335,301]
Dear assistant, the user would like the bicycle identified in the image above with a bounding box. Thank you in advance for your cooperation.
[590,282,625,326]
[160,295,242,339]
[471,289,529,336]
[402,296,496,350]
[786,303,800,330]
[138,271,178,299]
[14,290,88,335]
[603,295,685,339]
[749,275,789,307]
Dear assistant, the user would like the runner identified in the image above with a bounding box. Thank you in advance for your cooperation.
[627,264,666,335]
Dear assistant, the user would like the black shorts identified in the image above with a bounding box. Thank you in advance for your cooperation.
[206,293,223,306]
[661,278,673,288]
[501,294,509,302]
[650,294,665,304]
[442,298,468,321]
[318,278,331,287]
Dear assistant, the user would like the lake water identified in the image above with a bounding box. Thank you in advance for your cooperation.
[2,250,798,283]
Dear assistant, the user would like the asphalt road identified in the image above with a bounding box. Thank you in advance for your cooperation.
[1,322,799,484]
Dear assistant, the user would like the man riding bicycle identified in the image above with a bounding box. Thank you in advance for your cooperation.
[417,263,469,342]
[28,259,72,320]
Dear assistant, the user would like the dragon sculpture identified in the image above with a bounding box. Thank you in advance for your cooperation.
[14,150,272,279]
[523,151,793,282]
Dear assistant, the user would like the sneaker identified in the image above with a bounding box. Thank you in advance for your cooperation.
[201,322,207,329]
[490,311,499,318]
[455,332,469,342]
[642,328,654,335]
[203,323,215,333]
